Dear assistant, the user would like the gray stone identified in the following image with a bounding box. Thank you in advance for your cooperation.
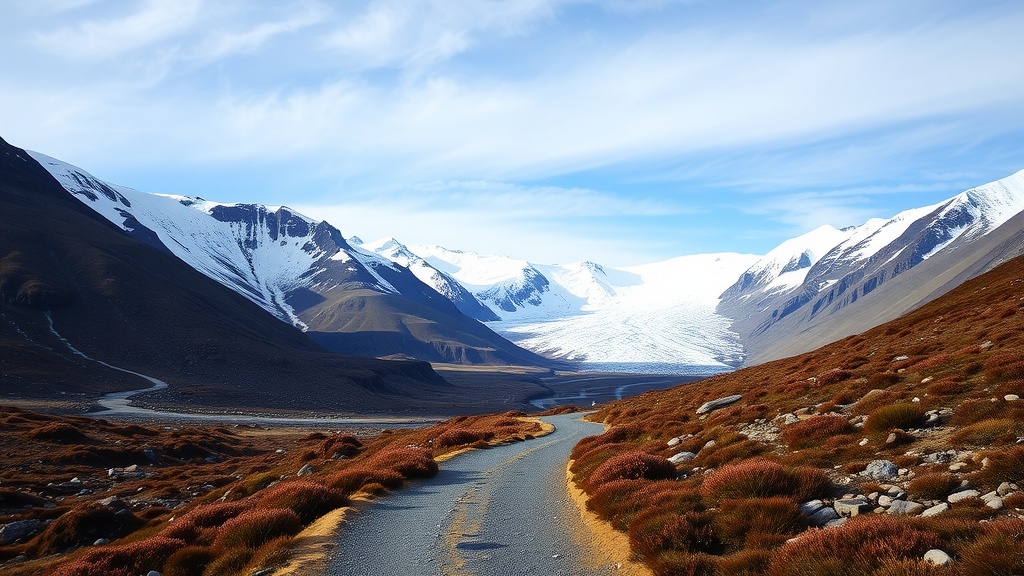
[947,489,981,504]
[696,394,742,414]
[146,571,162,576]
[923,549,953,566]
[701,440,717,452]
[807,506,840,526]
[799,500,826,515]
[1005,394,1020,401]
[97,496,129,511]
[997,482,1019,497]
[920,503,949,517]
[887,500,925,516]
[667,437,680,447]
[667,452,696,465]
[824,517,848,528]
[833,498,872,518]
[297,463,315,477]
[985,497,1004,510]
[860,460,899,480]
[0,519,43,545]
[93,538,111,546]
[878,495,894,507]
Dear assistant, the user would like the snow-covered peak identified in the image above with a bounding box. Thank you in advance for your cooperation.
[411,245,534,289]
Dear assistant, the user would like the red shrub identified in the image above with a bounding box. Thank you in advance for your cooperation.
[766,516,942,575]
[973,445,1024,487]
[51,536,184,576]
[163,546,216,576]
[325,467,405,495]
[33,504,144,555]
[863,403,925,437]
[816,369,853,385]
[320,435,362,459]
[571,425,646,461]
[701,458,799,500]
[629,508,722,560]
[951,398,1009,426]
[716,497,806,549]
[255,481,348,524]
[956,518,1024,576]
[213,508,302,550]
[908,473,961,500]
[366,447,438,479]
[434,429,493,448]
[161,500,253,542]
[781,415,851,449]
[589,451,677,489]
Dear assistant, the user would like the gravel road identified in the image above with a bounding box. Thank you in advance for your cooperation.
[326,413,619,576]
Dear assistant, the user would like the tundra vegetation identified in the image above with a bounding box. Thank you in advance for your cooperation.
[572,257,1024,575]
[0,408,544,575]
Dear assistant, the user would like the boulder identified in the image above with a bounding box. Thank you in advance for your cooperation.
[696,395,742,415]
[920,503,949,517]
[833,498,871,518]
[923,549,953,566]
[887,500,925,516]
[667,452,696,465]
[997,482,1019,497]
[860,460,898,480]
[947,489,981,504]
[0,519,43,545]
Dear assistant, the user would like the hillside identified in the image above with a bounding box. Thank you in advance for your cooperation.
[721,170,1024,364]
[29,152,545,367]
[571,254,1024,575]
[0,136,501,415]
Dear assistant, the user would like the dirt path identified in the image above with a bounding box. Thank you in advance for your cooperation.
[325,413,641,576]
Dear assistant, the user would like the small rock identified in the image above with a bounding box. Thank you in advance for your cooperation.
[97,497,129,511]
[824,517,848,528]
[948,462,967,472]
[926,413,940,425]
[884,486,906,499]
[807,506,840,526]
[985,497,1004,510]
[696,394,742,415]
[297,464,315,477]
[778,413,800,425]
[275,449,287,454]
[93,538,111,546]
[997,482,1019,497]
[920,503,949,517]
[887,500,925,516]
[948,489,981,504]
[923,549,953,566]
[800,500,826,514]
[885,433,898,444]
[667,437,680,447]
[878,495,894,507]
[860,460,899,480]
[667,452,696,465]
[701,440,717,452]
[146,571,162,576]
[833,498,872,517]
[858,438,869,446]
[1005,394,1020,402]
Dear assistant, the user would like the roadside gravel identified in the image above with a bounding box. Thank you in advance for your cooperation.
[326,413,621,576]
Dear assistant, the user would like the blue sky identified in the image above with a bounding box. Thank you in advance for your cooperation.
[2,0,1023,266]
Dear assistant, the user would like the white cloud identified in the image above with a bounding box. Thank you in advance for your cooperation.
[34,0,201,60]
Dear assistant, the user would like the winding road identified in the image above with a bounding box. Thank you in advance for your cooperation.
[327,413,619,576]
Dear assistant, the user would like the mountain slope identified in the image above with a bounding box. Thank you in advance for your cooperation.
[29,152,542,366]
[720,170,1024,364]
[1,136,457,413]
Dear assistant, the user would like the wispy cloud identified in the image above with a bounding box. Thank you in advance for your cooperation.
[34,0,201,60]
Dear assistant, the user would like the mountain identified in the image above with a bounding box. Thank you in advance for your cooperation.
[357,237,499,322]
[720,169,1024,364]
[0,136,456,414]
[370,243,759,374]
[28,152,544,367]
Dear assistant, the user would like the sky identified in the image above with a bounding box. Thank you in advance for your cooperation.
[2,0,1024,266]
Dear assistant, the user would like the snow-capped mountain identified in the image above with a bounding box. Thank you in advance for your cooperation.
[720,169,1024,363]
[29,151,544,366]
[356,238,498,322]
[368,241,758,373]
